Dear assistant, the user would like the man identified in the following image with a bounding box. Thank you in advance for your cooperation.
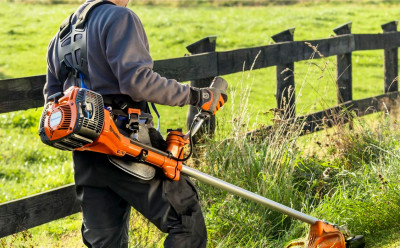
[44,0,227,247]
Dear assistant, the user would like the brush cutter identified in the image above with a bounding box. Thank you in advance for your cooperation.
[39,77,365,248]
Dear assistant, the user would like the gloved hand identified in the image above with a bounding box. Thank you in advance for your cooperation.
[190,77,228,115]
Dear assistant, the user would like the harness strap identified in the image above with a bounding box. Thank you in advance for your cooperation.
[150,102,161,131]
[59,14,73,40]
[57,0,115,86]
[76,0,113,30]
[103,94,143,115]
[58,0,114,39]
[56,1,161,128]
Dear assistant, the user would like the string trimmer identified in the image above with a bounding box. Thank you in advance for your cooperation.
[39,77,365,248]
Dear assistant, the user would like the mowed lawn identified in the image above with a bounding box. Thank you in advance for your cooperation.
[1,1,400,247]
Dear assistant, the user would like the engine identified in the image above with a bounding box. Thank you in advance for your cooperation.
[38,86,105,151]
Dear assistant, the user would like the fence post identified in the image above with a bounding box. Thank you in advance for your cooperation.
[333,22,353,104]
[381,21,398,93]
[186,36,217,139]
[271,28,296,119]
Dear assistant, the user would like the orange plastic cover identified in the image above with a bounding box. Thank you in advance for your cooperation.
[286,221,346,248]
[128,108,141,115]
[44,87,79,141]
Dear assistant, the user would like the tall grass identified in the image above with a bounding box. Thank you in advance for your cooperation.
[197,94,307,246]
[192,97,400,247]
[310,116,400,235]
[185,54,400,247]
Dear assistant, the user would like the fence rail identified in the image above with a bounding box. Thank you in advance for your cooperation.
[0,184,79,238]
[1,21,399,238]
[2,32,400,114]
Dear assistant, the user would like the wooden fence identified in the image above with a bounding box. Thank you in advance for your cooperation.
[1,21,399,238]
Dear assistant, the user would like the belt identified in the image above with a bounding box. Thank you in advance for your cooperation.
[102,94,148,117]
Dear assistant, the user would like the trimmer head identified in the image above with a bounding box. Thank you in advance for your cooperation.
[286,221,365,248]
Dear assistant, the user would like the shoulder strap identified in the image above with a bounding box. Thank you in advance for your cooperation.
[150,102,161,131]
[57,0,115,86]
[76,0,114,30]
[59,0,113,40]
[59,14,73,41]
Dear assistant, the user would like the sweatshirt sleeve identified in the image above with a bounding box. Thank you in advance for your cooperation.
[103,8,191,107]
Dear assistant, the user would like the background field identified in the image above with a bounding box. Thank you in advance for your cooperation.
[1,0,400,247]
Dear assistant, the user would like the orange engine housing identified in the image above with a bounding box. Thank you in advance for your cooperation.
[39,86,188,180]
[39,86,104,150]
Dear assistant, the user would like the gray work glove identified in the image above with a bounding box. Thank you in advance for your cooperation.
[190,77,228,115]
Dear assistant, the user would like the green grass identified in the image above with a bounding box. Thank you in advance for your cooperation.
[1,1,400,247]
[368,228,400,248]
[0,1,398,128]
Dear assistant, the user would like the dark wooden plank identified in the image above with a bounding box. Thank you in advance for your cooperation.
[334,23,353,104]
[0,75,46,114]
[272,28,296,119]
[383,47,398,92]
[2,32,400,114]
[382,21,399,93]
[304,91,400,132]
[351,91,400,116]
[333,22,352,35]
[217,35,355,76]
[156,33,400,79]
[354,32,400,51]
[153,52,217,82]
[0,54,218,113]
[0,184,80,238]
[299,34,355,60]
[248,91,400,136]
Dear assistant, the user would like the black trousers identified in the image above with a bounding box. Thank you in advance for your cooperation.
[73,151,207,248]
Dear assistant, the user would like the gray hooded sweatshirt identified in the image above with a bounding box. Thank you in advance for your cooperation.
[44,0,191,107]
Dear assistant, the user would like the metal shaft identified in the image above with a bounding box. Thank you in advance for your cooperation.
[181,165,319,225]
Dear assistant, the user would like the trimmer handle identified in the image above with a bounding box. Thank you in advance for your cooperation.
[184,77,228,140]
[210,76,228,92]
[47,92,64,104]
[203,76,228,116]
